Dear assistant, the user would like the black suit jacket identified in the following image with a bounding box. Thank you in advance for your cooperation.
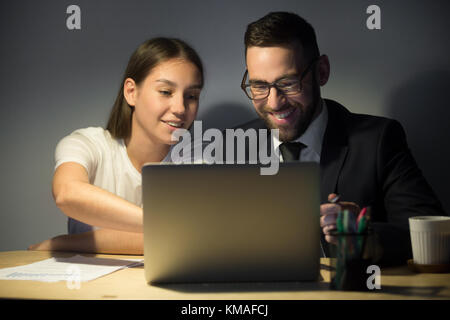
[232,99,446,266]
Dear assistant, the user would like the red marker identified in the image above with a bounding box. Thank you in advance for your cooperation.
[356,207,367,225]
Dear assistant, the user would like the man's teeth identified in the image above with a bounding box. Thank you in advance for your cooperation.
[273,109,294,119]
[167,122,182,128]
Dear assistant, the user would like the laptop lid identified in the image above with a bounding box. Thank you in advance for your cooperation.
[143,162,320,283]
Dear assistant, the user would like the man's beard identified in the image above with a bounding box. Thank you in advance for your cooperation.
[259,98,319,142]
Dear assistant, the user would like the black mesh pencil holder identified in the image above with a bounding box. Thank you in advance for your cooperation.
[329,228,377,291]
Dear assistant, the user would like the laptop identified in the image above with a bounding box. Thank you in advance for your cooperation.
[142,162,320,284]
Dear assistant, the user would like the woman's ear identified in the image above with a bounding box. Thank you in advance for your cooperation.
[123,78,137,106]
[317,55,330,87]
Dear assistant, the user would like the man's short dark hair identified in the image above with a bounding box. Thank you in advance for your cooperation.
[244,12,320,61]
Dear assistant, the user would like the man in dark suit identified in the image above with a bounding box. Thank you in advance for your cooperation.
[236,11,445,266]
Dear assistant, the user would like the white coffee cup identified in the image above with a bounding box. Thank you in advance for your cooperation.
[409,216,450,265]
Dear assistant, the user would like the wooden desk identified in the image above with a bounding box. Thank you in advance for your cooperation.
[0,251,449,300]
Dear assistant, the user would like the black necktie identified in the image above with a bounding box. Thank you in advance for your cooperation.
[279,142,306,162]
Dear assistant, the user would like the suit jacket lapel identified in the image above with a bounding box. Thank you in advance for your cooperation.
[320,99,349,203]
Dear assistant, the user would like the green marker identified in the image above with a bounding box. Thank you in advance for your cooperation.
[358,216,367,234]
[336,210,343,233]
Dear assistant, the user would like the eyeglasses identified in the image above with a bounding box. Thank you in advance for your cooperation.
[240,57,318,100]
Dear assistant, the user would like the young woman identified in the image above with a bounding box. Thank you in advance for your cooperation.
[28,38,204,254]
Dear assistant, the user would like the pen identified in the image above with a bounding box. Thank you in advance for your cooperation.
[330,195,340,203]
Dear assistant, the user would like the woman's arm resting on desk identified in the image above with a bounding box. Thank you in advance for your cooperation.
[28,229,143,255]
[53,162,143,233]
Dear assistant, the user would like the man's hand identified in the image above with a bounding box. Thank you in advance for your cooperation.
[320,193,361,244]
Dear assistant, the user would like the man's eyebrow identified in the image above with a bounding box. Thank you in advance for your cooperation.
[155,79,202,89]
[249,73,299,84]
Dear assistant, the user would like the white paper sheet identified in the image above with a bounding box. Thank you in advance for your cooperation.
[0,255,144,282]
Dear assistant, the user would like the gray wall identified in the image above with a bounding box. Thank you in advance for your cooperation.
[1,0,449,251]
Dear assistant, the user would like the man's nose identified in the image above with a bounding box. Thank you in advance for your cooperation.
[266,87,285,111]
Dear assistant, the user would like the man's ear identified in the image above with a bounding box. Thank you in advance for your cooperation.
[123,78,138,106]
[317,55,330,87]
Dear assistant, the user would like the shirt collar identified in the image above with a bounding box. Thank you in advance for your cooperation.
[273,99,328,157]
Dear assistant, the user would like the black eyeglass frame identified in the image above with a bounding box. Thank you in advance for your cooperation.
[240,56,319,100]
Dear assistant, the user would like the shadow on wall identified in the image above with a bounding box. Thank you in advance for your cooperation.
[386,69,450,215]
[198,102,257,130]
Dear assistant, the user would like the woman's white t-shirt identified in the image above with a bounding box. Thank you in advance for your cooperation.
[55,127,171,234]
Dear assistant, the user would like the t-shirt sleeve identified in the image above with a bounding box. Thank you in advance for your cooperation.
[54,130,100,178]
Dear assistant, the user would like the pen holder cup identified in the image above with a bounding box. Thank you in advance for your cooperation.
[329,231,376,291]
